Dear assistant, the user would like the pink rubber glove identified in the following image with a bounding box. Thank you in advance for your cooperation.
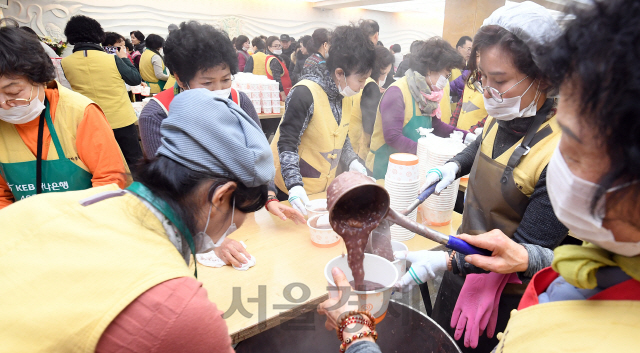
[450,272,517,348]
[484,273,521,338]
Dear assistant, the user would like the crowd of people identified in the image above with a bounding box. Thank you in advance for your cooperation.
[0,0,639,352]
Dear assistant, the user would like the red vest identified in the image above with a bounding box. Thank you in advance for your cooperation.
[265,55,292,99]
[518,266,640,310]
[152,88,241,114]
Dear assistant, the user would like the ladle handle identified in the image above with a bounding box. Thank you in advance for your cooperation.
[386,209,449,245]
[402,183,437,216]
[447,236,492,256]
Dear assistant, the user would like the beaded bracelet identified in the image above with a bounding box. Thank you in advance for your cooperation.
[447,251,456,272]
[339,330,378,352]
[337,310,376,330]
[337,316,373,341]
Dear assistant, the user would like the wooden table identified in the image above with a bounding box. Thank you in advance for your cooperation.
[459,178,468,192]
[197,191,462,344]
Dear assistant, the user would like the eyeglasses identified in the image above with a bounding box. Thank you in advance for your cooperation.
[0,85,36,108]
[271,44,282,49]
[444,72,452,80]
[481,75,529,103]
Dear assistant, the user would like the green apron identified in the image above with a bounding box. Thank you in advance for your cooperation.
[145,67,168,91]
[370,97,432,179]
[0,101,93,202]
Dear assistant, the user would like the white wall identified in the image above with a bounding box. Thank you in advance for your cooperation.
[3,0,444,56]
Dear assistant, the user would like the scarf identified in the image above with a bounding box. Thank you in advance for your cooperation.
[552,242,640,289]
[405,69,442,118]
[298,62,342,124]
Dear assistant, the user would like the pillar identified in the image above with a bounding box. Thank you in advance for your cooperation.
[442,0,505,47]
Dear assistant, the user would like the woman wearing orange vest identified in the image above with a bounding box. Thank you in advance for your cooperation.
[139,22,304,264]
[0,89,275,352]
[0,21,128,210]
[265,36,293,101]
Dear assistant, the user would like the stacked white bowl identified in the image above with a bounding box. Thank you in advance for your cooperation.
[416,134,466,226]
[232,73,280,114]
[384,153,420,241]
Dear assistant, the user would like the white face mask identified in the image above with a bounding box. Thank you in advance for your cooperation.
[0,85,45,125]
[435,75,448,90]
[483,80,540,121]
[211,87,232,100]
[338,73,358,97]
[547,147,640,257]
[198,196,237,248]
[272,49,282,55]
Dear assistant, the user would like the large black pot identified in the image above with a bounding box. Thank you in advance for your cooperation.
[235,300,461,353]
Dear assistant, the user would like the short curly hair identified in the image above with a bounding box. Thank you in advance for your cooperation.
[103,32,124,47]
[327,25,375,77]
[145,34,165,51]
[164,21,238,85]
[64,15,104,45]
[410,37,464,76]
[370,46,394,81]
[545,0,640,214]
[0,19,55,83]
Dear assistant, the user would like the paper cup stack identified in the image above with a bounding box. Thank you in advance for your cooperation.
[417,135,466,226]
[385,153,419,241]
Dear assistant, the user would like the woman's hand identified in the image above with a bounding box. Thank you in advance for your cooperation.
[457,230,529,274]
[213,238,251,268]
[280,91,286,102]
[266,201,306,224]
[318,268,375,349]
[317,267,359,330]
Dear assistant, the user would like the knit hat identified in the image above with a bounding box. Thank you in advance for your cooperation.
[157,88,275,187]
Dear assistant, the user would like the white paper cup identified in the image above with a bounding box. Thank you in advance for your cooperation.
[324,253,398,323]
[308,214,341,248]
[262,106,272,114]
[272,105,281,114]
[305,199,328,219]
[141,86,151,96]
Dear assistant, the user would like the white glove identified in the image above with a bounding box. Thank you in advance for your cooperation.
[349,160,368,175]
[418,162,459,194]
[474,128,483,136]
[394,250,448,292]
[288,185,310,216]
[464,132,477,145]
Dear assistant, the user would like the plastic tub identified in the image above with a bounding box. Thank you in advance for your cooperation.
[307,214,340,248]
[305,199,328,219]
[421,207,453,226]
[325,253,398,323]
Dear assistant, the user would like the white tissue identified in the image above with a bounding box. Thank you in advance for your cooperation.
[417,127,434,138]
[196,241,256,271]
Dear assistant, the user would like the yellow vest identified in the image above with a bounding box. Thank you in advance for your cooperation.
[439,81,452,125]
[0,82,130,175]
[449,68,462,82]
[0,184,191,353]
[349,77,376,160]
[139,50,165,94]
[61,50,137,129]
[271,80,352,194]
[495,301,640,352]
[252,52,268,76]
[457,86,487,131]
[164,74,176,91]
[366,77,416,172]
[481,115,560,196]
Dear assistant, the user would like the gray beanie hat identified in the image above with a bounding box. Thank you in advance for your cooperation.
[156,88,275,187]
